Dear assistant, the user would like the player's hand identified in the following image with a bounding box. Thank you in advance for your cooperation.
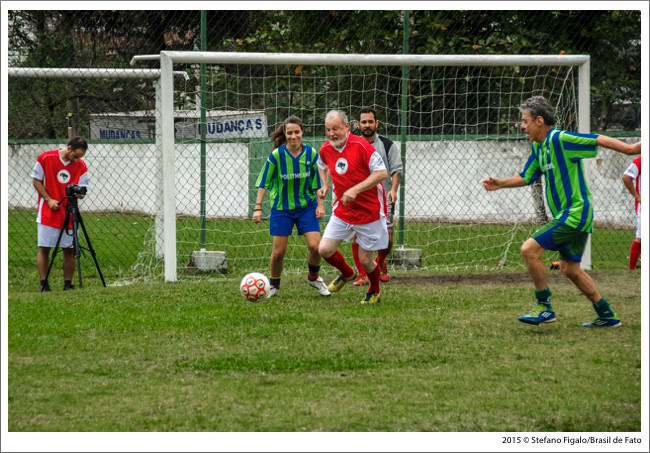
[482,177,501,191]
[341,188,358,206]
[315,205,325,219]
[47,199,59,211]
[317,187,328,199]
[252,210,262,223]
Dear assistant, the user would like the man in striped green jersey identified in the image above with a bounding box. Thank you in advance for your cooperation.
[483,96,641,327]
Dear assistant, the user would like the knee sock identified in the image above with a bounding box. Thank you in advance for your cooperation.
[535,287,552,310]
[324,251,355,278]
[593,298,615,318]
[367,263,381,293]
[629,241,641,269]
[308,264,320,281]
[351,242,366,277]
[376,249,389,267]
[270,277,281,289]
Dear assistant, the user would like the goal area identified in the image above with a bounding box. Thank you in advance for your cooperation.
[127,52,589,282]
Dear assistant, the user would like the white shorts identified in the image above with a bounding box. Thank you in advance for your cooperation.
[635,205,642,239]
[37,223,74,248]
[323,214,389,251]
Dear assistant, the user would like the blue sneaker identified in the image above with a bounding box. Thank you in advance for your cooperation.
[518,305,556,325]
[582,313,621,327]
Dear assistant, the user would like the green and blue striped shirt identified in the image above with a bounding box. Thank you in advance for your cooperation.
[519,128,598,232]
[255,144,322,211]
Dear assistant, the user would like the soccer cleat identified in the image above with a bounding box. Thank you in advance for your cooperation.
[327,271,358,293]
[63,283,75,291]
[308,277,331,297]
[361,291,381,305]
[518,304,556,325]
[378,261,390,282]
[550,261,560,270]
[267,286,279,298]
[40,283,51,292]
[352,275,368,286]
[582,313,621,328]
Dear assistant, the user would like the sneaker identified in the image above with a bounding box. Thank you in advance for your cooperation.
[518,305,556,325]
[582,313,621,328]
[328,271,358,293]
[267,286,279,298]
[352,275,368,286]
[308,277,331,297]
[378,261,390,282]
[361,291,381,305]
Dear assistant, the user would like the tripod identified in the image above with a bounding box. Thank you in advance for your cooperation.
[42,194,106,291]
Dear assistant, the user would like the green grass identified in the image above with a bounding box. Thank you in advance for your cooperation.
[7,209,636,291]
[8,269,641,432]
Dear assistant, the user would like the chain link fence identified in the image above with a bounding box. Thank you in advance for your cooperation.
[7,10,641,288]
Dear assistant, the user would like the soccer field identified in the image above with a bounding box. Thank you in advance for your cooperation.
[7,269,641,432]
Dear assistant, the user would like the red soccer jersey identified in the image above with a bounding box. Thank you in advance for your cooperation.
[624,156,641,214]
[319,133,386,224]
[33,149,88,228]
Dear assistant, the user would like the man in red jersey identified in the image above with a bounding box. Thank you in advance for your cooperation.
[317,110,388,305]
[30,136,89,291]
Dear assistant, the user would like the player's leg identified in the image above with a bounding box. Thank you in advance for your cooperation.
[558,237,621,327]
[267,208,293,296]
[62,248,76,290]
[303,231,330,297]
[518,222,559,325]
[354,217,389,305]
[629,211,641,269]
[319,216,356,292]
[37,246,52,291]
[376,226,393,282]
[351,235,368,286]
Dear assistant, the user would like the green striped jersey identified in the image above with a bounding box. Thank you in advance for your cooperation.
[519,128,598,232]
[255,144,322,211]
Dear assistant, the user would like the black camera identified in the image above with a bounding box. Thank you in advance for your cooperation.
[65,184,87,196]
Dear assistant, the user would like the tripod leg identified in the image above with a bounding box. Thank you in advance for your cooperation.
[76,210,107,287]
[72,213,82,289]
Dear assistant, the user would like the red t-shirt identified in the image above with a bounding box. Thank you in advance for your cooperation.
[32,149,88,228]
[624,156,641,214]
[319,134,386,224]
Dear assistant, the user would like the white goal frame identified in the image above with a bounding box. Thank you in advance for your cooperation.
[131,51,591,282]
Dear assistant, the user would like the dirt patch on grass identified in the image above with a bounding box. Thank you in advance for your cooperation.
[388,272,568,286]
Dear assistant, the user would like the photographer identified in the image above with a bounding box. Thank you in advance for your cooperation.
[30,137,89,291]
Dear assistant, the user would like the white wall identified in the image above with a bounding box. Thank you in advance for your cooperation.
[8,139,637,227]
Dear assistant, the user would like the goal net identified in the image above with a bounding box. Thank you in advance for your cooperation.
[126,52,588,281]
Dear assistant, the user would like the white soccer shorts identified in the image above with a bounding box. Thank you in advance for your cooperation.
[635,205,642,239]
[37,223,74,248]
[322,214,389,251]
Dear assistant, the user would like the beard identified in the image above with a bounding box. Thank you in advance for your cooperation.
[329,134,348,148]
[361,127,376,138]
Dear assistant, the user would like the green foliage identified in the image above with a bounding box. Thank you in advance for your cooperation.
[8,10,641,139]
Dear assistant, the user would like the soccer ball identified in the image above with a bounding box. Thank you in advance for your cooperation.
[239,272,270,302]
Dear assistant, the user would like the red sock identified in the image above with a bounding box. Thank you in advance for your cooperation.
[324,251,355,278]
[351,242,366,277]
[629,241,641,269]
[367,263,381,293]
[376,249,389,267]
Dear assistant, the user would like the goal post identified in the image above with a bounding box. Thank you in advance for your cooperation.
[132,51,592,282]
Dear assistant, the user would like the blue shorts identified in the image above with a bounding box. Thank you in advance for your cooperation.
[532,220,589,262]
[269,202,321,236]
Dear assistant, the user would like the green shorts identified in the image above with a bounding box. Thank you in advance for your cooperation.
[531,220,589,262]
